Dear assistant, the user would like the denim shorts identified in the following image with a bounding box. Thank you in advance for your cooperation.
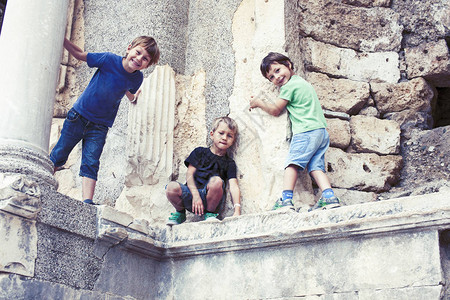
[169,179,225,213]
[50,108,109,181]
[285,128,329,173]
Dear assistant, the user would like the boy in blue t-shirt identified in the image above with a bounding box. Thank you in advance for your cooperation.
[249,52,340,211]
[50,36,160,204]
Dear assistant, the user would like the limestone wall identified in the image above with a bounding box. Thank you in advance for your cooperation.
[1,178,450,299]
[50,0,450,224]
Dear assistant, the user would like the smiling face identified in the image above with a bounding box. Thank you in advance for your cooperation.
[265,62,294,87]
[122,45,152,73]
[210,121,236,156]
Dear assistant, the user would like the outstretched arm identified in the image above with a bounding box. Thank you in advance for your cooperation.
[249,96,288,116]
[229,178,241,216]
[186,165,204,216]
[64,38,87,62]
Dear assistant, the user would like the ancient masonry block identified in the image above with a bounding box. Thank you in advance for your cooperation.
[0,175,41,277]
[125,65,176,186]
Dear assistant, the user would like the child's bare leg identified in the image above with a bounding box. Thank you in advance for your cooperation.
[82,177,96,200]
[309,170,331,192]
[205,176,223,212]
[309,170,339,210]
[283,165,299,191]
[166,181,184,211]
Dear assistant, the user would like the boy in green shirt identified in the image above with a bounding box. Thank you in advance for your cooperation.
[249,52,340,211]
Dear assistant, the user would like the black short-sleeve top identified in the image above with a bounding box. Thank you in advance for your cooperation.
[184,147,237,189]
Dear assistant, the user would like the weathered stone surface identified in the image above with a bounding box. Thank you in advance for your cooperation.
[162,191,449,299]
[0,275,138,300]
[301,38,400,83]
[298,0,403,52]
[384,110,434,132]
[342,0,391,7]
[326,147,402,192]
[0,175,41,219]
[350,115,401,155]
[327,118,351,150]
[371,77,435,114]
[308,72,370,115]
[0,212,37,277]
[323,110,351,121]
[333,188,377,206]
[123,65,176,187]
[359,106,380,117]
[392,0,450,48]
[5,183,450,300]
[396,126,450,192]
[405,39,450,87]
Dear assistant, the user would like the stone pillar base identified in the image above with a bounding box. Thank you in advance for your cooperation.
[0,143,57,188]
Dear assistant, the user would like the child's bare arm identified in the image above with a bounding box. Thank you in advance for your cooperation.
[64,38,87,62]
[125,89,141,104]
[186,165,204,216]
[228,178,241,216]
[249,96,288,116]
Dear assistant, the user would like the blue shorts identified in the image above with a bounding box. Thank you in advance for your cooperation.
[168,179,225,213]
[285,128,329,173]
[49,108,109,181]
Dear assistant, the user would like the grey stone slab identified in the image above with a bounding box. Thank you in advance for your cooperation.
[0,212,37,277]
[34,223,102,290]
[94,246,168,300]
[0,274,137,300]
[168,230,442,299]
[37,186,97,239]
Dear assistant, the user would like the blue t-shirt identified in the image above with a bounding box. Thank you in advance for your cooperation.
[73,52,144,127]
[184,147,237,189]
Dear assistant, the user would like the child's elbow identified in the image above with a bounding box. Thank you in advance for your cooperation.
[271,108,282,116]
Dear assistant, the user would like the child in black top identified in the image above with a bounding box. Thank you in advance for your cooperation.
[166,117,241,225]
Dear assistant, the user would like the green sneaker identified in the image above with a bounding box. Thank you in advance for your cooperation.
[204,212,219,221]
[308,196,340,212]
[166,211,186,225]
[272,198,295,211]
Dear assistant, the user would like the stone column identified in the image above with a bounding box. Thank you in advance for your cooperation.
[0,0,70,187]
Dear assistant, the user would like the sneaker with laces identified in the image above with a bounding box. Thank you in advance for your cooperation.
[83,199,97,205]
[167,211,186,225]
[308,196,340,211]
[272,198,295,211]
[204,212,219,221]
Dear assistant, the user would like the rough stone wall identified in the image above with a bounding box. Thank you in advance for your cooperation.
[50,0,450,224]
[285,0,450,202]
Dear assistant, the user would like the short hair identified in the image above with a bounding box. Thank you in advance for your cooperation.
[260,52,294,79]
[130,36,160,65]
[211,116,240,158]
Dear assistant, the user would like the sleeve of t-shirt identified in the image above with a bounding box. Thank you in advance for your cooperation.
[86,52,109,68]
[278,84,294,102]
[227,160,237,180]
[129,72,144,94]
[184,147,202,168]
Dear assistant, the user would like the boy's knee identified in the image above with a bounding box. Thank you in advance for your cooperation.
[166,181,181,195]
[207,176,224,193]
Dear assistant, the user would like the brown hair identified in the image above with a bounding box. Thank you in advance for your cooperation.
[260,52,294,79]
[130,36,160,66]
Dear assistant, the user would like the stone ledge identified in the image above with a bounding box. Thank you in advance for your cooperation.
[96,188,450,259]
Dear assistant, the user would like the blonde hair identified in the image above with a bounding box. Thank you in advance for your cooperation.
[211,116,240,158]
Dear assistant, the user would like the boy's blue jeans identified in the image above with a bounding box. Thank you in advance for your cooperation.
[50,108,108,181]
